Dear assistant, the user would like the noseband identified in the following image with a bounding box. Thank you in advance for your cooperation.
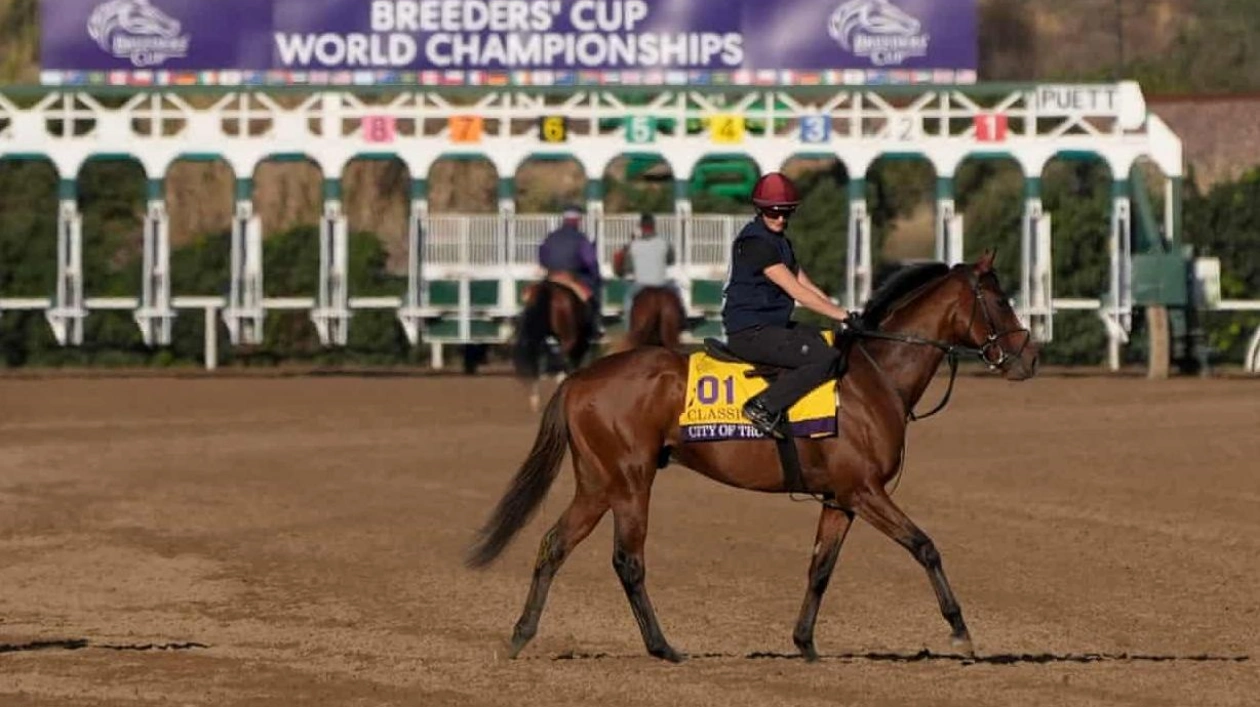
[967,271,1032,371]
[846,269,1031,421]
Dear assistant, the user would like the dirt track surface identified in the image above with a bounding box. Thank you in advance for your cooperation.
[0,372,1257,706]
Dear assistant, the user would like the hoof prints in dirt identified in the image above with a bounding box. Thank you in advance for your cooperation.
[1,639,209,655]
[548,649,1249,665]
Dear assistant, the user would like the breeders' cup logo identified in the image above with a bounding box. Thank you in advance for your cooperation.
[827,0,929,66]
[87,0,190,67]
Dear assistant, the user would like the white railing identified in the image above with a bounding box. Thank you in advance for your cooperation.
[418,213,735,271]
[1216,300,1260,374]
[5,211,1257,373]
[0,212,748,369]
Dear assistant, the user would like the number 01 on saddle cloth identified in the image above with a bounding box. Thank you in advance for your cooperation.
[679,331,839,443]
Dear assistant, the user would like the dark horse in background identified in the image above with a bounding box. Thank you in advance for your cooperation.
[471,252,1038,662]
[609,285,688,353]
[513,276,597,412]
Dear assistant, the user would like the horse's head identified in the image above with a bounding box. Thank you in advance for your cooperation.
[829,0,922,51]
[951,251,1038,380]
[88,0,182,53]
[118,0,182,37]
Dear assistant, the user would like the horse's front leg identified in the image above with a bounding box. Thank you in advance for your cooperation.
[792,504,855,661]
[853,485,974,656]
[551,339,572,385]
[559,335,587,377]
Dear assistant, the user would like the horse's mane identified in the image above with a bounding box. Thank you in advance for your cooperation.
[860,261,952,330]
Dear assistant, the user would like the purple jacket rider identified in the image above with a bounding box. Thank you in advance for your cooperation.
[539,220,601,295]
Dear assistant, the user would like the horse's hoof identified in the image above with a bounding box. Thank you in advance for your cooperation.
[951,633,975,658]
[501,637,523,660]
[650,645,686,663]
[795,641,820,663]
[554,372,567,384]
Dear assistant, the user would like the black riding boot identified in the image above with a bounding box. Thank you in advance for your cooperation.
[743,396,788,439]
[588,295,603,337]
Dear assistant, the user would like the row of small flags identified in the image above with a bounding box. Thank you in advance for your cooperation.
[39,68,978,88]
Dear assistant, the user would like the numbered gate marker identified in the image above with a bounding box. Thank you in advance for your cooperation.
[625,115,656,144]
[362,115,396,144]
[540,115,568,143]
[974,112,1009,143]
[448,115,484,144]
[799,114,831,143]
[709,114,745,144]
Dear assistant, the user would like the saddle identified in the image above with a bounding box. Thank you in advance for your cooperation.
[696,333,857,499]
[520,273,593,305]
[702,335,853,381]
[545,272,593,302]
[703,338,785,380]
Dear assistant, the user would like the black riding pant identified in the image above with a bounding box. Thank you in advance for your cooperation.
[588,291,602,332]
[725,322,840,414]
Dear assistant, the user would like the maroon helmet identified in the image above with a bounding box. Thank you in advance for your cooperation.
[751,172,801,209]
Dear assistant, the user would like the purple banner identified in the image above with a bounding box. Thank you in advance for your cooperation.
[40,0,976,85]
[680,418,838,443]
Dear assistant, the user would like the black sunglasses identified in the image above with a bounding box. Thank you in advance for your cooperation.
[761,207,795,219]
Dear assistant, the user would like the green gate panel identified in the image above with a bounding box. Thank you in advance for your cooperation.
[690,280,725,309]
[468,320,502,339]
[1133,253,1189,307]
[604,279,629,307]
[469,279,500,307]
[427,280,460,307]
[424,319,460,339]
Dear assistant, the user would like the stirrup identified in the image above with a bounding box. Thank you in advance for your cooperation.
[743,401,786,439]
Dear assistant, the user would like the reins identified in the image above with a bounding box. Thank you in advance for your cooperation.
[847,328,973,422]
[788,268,1030,511]
[847,268,1031,422]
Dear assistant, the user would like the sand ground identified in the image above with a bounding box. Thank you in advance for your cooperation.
[0,372,1256,706]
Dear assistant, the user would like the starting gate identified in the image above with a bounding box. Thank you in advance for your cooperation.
[0,81,1185,369]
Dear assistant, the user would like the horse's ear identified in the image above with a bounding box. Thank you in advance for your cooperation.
[974,249,996,274]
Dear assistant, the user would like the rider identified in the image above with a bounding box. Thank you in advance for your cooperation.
[538,204,603,334]
[613,213,680,320]
[721,172,853,438]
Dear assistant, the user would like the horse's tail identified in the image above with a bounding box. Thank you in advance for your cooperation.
[626,288,684,349]
[465,381,570,569]
[632,297,664,348]
[660,288,684,349]
[513,283,552,379]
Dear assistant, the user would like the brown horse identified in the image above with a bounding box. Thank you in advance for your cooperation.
[513,278,595,411]
[470,252,1038,662]
[611,285,687,353]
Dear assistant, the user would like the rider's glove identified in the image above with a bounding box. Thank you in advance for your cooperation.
[843,312,866,332]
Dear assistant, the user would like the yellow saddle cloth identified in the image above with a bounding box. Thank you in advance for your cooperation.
[679,332,839,443]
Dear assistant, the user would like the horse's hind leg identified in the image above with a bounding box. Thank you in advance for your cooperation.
[853,486,975,656]
[507,487,608,658]
[528,379,542,412]
[611,488,683,663]
[792,505,855,661]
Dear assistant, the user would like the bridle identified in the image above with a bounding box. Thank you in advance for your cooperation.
[846,269,1032,421]
[790,268,1032,511]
